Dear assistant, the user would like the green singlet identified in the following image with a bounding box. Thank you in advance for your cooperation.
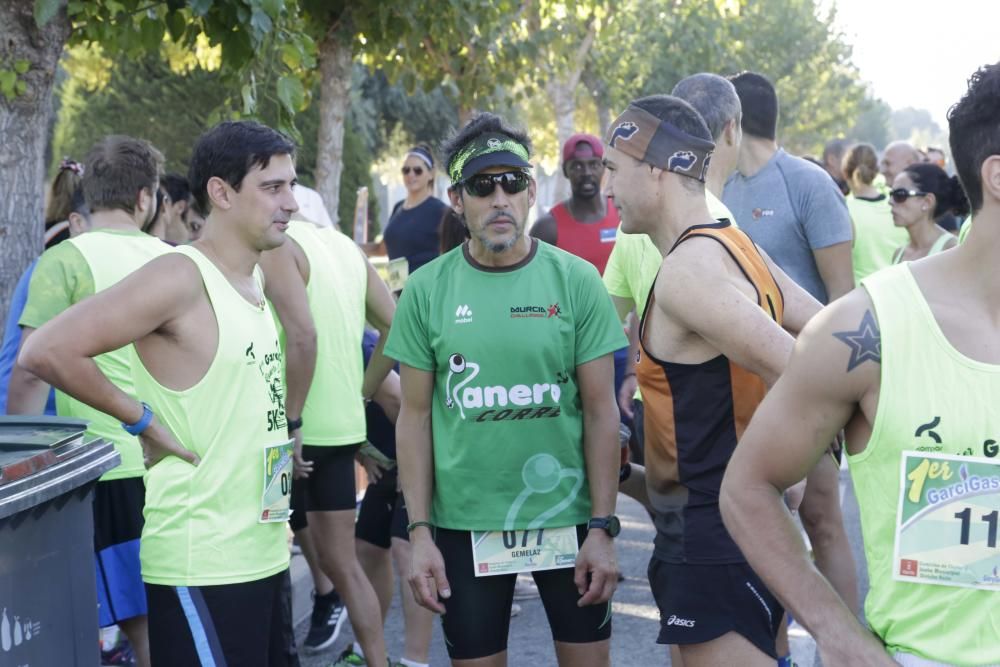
[847,194,908,285]
[20,228,170,480]
[385,239,626,532]
[282,221,367,445]
[854,263,1000,665]
[132,246,289,585]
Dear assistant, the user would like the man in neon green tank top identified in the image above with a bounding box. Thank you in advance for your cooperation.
[19,121,300,666]
[259,209,396,666]
[10,135,168,667]
[721,64,1000,666]
[386,112,626,666]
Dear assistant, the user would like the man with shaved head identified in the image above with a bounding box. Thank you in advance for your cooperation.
[880,140,923,187]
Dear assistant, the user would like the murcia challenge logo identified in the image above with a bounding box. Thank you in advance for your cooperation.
[443,353,566,422]
[510,303,562,319]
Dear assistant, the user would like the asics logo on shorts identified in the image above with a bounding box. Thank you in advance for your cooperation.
[666,614,695,627]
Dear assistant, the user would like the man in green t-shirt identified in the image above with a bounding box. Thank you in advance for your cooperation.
[385,112,626,666]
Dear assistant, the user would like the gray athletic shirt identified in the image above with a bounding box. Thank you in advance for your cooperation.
[722,149,852,304]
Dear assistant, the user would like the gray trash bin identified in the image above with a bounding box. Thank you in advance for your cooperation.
[0,416,121,666]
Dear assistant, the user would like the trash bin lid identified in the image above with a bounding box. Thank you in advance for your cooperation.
[0,416,89,486]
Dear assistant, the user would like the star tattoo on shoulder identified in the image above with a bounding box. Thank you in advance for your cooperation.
[832,310,881,372]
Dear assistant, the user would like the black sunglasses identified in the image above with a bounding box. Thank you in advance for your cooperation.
[402,166,424,176]
[889,188,929,204]
[460,171,531,198]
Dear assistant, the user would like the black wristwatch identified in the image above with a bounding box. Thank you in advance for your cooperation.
[286,416,303,434]
[587,515,621,538]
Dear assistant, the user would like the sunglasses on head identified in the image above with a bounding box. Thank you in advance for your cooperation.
[401,166,425,176]
[889,188,929,204]
[459,171,531,198]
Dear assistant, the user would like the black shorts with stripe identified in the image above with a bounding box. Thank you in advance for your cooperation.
[145,570,286,666]
[93,477,146,626]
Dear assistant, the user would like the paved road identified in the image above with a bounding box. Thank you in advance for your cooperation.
[292,465,868,666]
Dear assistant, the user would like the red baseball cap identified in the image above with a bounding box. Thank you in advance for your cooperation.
[562,133,604,165]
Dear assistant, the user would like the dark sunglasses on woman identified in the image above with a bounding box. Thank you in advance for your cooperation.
[460,171,531,198]
[889,188,929,204]
[401,166,424,176]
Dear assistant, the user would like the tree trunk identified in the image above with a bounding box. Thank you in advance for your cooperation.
[314,21,353,233]
[0,1,70,324]
[548,80,576,203]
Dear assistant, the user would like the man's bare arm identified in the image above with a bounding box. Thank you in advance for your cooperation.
[361,251,396,399]
[758,249,823,336]
[18,254,201,426]
[661,243,795,386]
[6,328,50,414]
[260,240,316,424]
[372,369,401,424]
[396,364,435,524]
[813,241,855,302]
[720,290,892,665]
[529,213,557,245]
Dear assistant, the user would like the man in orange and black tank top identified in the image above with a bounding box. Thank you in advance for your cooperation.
[603,95,823,667]
[531,133,620,275]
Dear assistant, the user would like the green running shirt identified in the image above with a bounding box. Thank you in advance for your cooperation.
[854,264,1000,665]
[847,194,908,285]
[385,240,626,531]
[282,221,367,445]
[20,228,170,480]
[132,246,289,585]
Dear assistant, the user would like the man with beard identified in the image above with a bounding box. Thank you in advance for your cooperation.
[8,135,170,667]
[387,112,625,666]
[531,134,619,275]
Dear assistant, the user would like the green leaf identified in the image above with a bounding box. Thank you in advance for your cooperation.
[190,0,213,17]
[67,1,86,16]
[281,43,301,69]
[34,0,62,27]
[241,82,256,115]
[13,60,30,75]
[14,80,27,96]
[139,17,165,51]
[166,10,186,42]
[261,0,283,19]
[250,9,273,36]
[276,75,305,114]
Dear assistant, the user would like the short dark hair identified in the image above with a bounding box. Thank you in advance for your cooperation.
[728,71,778,140]
[823,138,850,162]
[670,73,741,141]
[947,62,1000,213]
[162,173,191,205]
[630,94,711,193]
[440,112,532,187]
[188,121,296,214]
[903,163,970,219]
[82,135,164,214]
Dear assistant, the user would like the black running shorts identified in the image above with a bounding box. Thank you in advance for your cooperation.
[291,443,361,514]
[647,557,783,659]
[93,477,146,627]
[435,525,612,660]
[355,468,409,548]
[145,570,286,666]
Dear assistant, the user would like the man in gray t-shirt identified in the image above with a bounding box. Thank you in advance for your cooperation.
[723,73,854,305]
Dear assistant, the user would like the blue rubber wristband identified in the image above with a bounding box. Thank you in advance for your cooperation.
[122,402,154,436]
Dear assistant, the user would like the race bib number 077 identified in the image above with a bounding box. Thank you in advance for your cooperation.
[472,526,579,577]
[893,451,1000,591]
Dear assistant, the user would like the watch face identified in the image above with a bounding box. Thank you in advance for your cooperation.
[608,515,621,537]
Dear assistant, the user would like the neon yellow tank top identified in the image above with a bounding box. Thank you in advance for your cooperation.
[847,194,908,285]
[60,229,170,480]
[132,246,289,585]
[283,221,367,445]
[854,264,1000,665]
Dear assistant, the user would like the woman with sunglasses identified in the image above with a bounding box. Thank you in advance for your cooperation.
[843,143,909,284]
[889,163,968,263]
[383,144,449,274]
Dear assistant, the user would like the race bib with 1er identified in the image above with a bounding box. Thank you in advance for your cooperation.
[894,451,1000,591]
[472,526,579,577]
[260,439,293,523]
